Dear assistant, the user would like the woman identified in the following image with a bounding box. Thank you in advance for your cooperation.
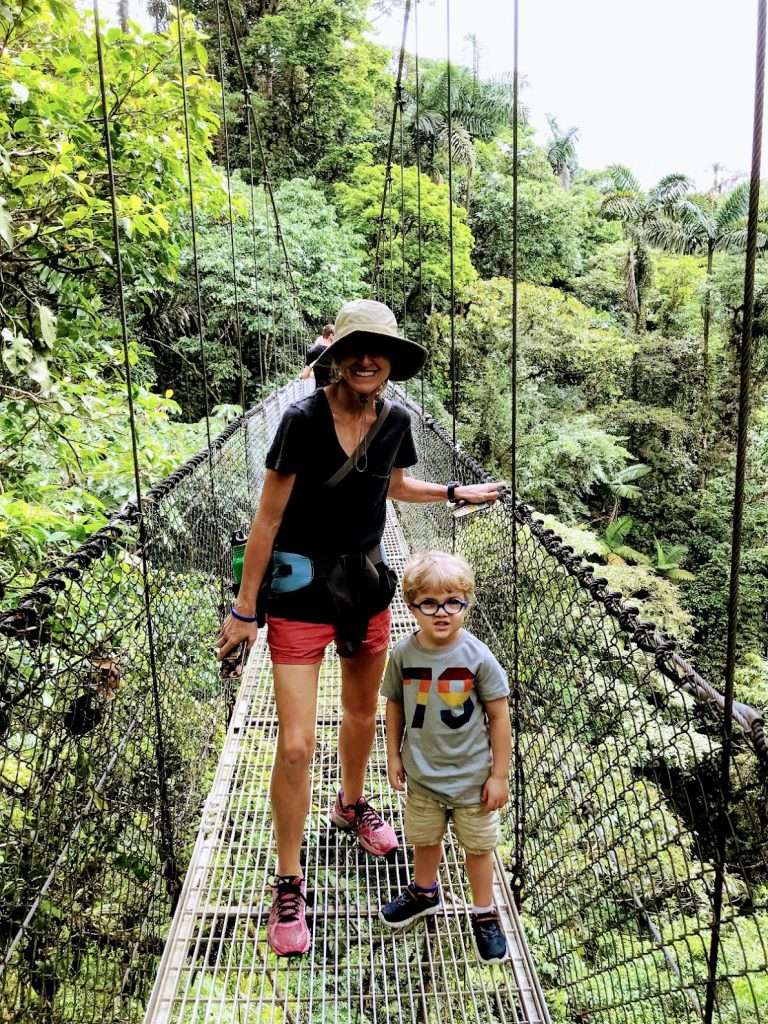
[217,299,502,956]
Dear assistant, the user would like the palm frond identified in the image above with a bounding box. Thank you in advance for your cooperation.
[715,228,749,252]
[616,463,651,483]
[437,123,476,169]
[601,194,643,222]
[715,181,750,231]
[604,164,641,194]
[611,483,643,499]
[642,217,701,254]
[649,173,693,205]
[604,515,634,547]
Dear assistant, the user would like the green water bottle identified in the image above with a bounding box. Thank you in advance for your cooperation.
[222,529,249,679]
[231,529,248,593]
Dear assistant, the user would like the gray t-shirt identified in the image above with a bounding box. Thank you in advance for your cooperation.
[382,630,509,806]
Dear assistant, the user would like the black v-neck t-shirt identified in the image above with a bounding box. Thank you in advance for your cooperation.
[265,389,417,559]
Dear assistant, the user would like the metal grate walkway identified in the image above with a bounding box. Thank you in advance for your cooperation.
[144,506,551,1024]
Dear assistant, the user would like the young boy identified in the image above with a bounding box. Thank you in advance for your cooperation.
[379,551,511,964]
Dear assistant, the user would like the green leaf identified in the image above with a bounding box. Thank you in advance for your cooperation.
[38,305,57,349]
[10,80,29,104]
[27,357,51,388]
[0,198,12,247]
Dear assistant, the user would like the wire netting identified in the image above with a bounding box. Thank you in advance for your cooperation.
[394,389,768,1024]
[0,387,296,1023]
[1,380,766,1024]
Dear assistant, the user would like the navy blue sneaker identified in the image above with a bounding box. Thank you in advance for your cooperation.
[471,910,508,964]
[379,883,440,929]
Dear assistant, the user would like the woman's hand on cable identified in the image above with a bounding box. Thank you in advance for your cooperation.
[216,612,258,661]
[455,481,508,505]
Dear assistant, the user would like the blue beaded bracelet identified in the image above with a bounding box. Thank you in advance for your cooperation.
[230,607,258,623]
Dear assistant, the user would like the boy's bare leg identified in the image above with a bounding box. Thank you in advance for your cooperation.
[465,850,494,907]
[271,662,322,877]
[338,647,388,804]
[413,843,443,888]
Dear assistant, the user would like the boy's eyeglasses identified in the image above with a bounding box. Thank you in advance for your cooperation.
[410,598,469,616]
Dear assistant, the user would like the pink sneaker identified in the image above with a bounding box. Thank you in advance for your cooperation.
[267,875,310,956]
[331,791,399,857]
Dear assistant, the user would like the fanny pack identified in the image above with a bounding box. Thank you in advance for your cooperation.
[265,544,395,656]
[270,545,383,594]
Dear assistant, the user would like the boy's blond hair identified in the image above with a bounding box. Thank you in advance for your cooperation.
[402,551,476,606]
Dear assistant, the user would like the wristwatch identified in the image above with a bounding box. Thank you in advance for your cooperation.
[447,481,459,502]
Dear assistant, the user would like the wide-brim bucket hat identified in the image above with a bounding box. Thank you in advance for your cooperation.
[313,299,427,382]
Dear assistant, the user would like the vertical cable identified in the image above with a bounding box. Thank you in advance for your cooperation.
[215,0,245,411]
[175,1,215,482]
[372,0,412,296]
[445,0,457,556]
[223,0,303,380]
[704,1,765,1019]
[414,0,426,412]
[92,0,179,907]
[445,0,457,458]
[244,101,265,393]
[398,84,408,399]
[509,0,523,912]
[387,171,395,310]
[263,175,279,377]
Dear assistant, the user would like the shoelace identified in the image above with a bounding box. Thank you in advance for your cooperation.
[395,886,419,907]
[392,884,436,909]
[273,876,306,923]
[355,800,384,831]
[473,914,501,938]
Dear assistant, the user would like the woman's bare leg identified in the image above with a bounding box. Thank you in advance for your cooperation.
[338,647,388,804]
[271,662,322,876]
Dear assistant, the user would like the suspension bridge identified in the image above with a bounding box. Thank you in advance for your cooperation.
[1,1,767,1023]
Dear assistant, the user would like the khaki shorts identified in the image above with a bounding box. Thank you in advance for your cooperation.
[404,787,500,855]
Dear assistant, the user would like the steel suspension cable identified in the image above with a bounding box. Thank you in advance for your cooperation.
[398,82,408,400]
[244,97,265,392]
[372,0,412,296]
[387,168,395,310]
[509,0,523,910]
[704,1,766,1019]
[260,167,279,378]
[445,0,458,496]
[214,0,245,411]
[222,0,304,373]
[174,0,216,480]
[414,0,426,413]
[92,0,179,907]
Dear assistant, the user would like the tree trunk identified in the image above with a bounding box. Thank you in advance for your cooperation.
[118,0,128,31]
[702,243,714,371]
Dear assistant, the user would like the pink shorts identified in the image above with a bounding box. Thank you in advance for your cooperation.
[266,608,391,664]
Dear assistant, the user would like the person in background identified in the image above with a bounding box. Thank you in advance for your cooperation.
[300,323,334,388]
[379,550,511,965]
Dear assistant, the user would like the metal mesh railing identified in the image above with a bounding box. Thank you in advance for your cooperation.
[1,379,766,1023]
[393,390,768,1024]
[0,385,299,1023]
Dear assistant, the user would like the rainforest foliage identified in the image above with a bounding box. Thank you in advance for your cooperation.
[2,0,765,700]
